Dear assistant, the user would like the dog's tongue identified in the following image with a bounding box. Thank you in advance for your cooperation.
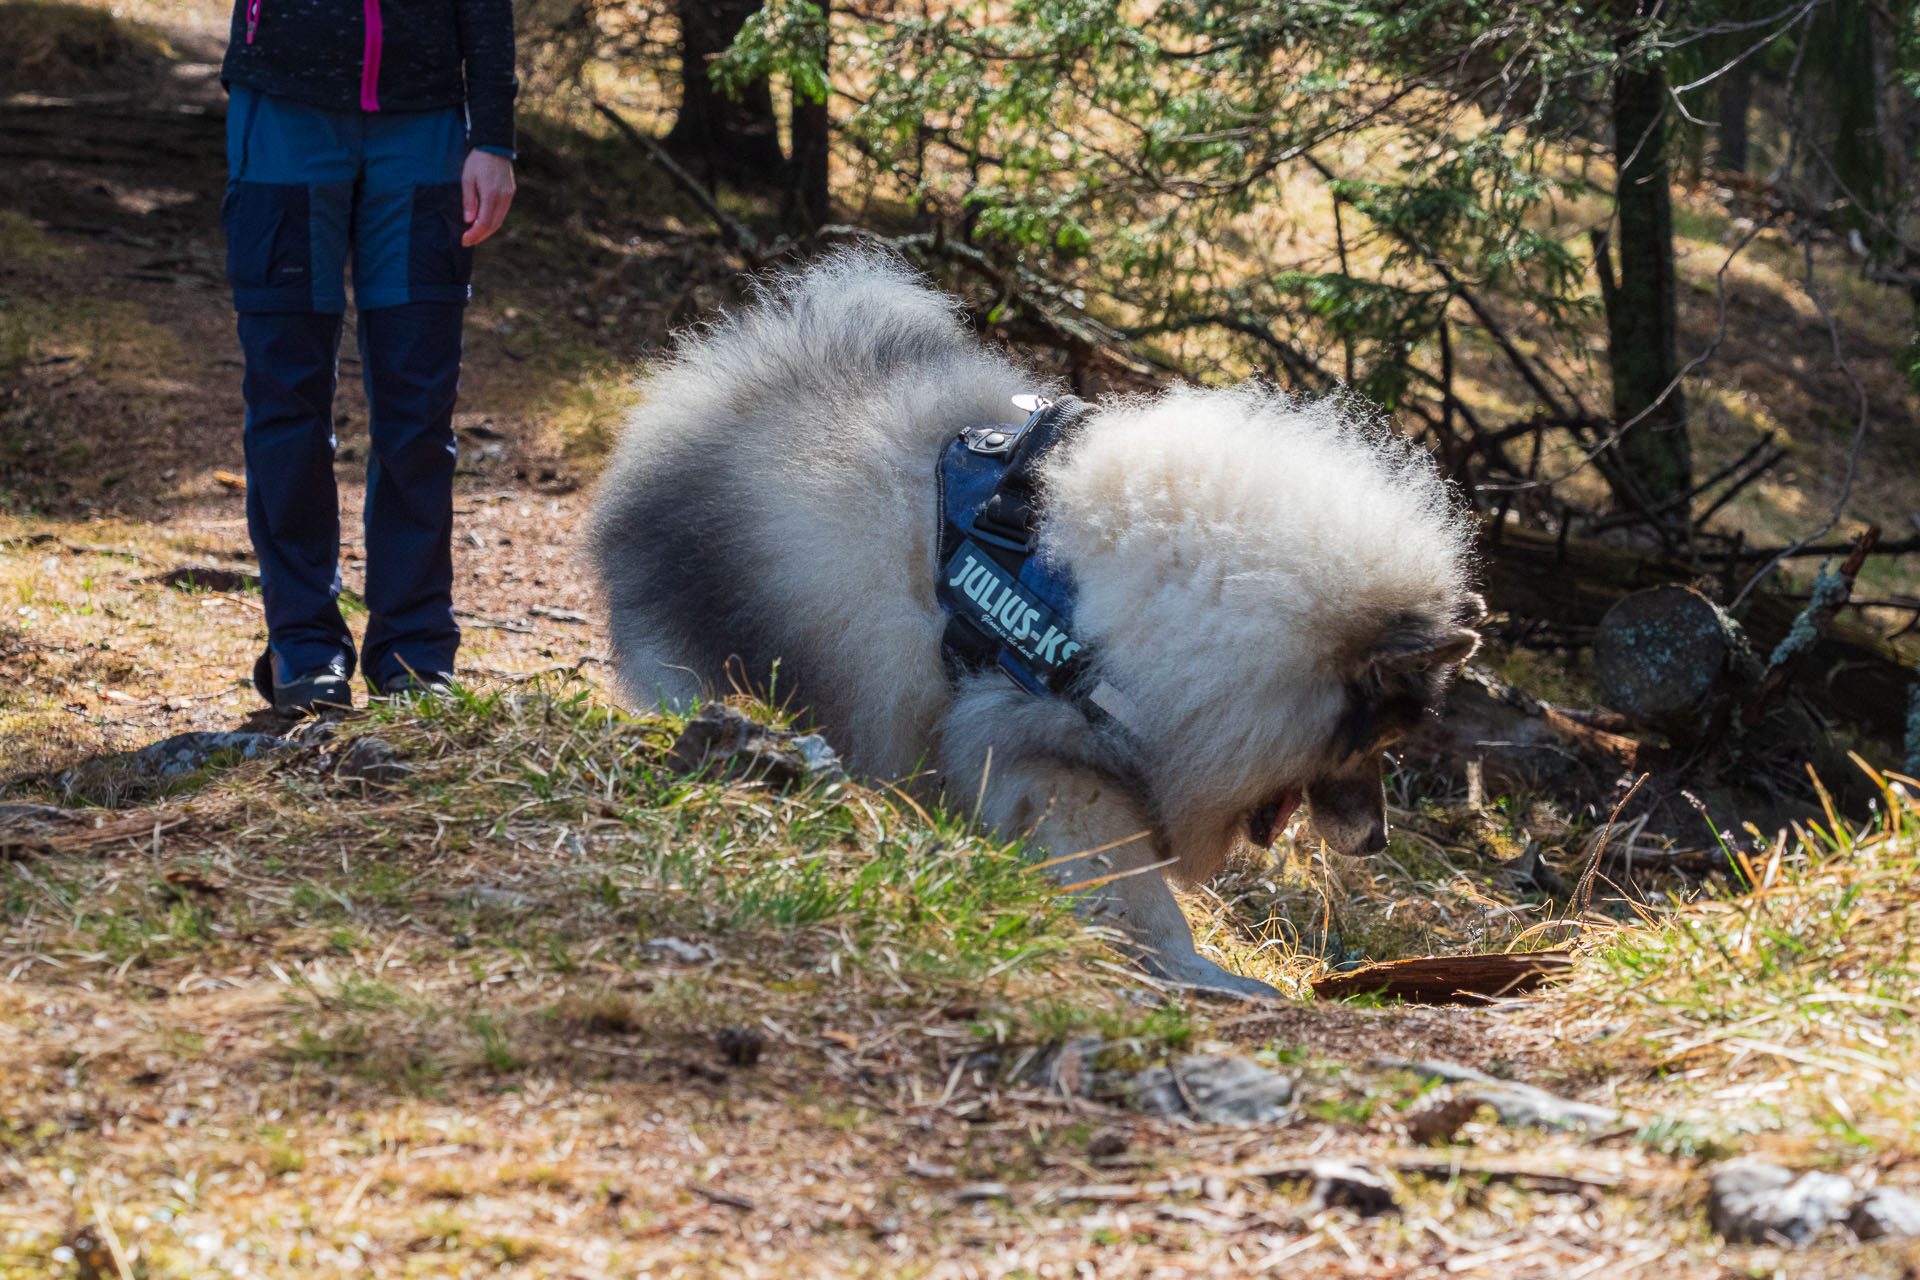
[1247,788,1303,848]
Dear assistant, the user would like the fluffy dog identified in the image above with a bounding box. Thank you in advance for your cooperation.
[591,251,1479,996]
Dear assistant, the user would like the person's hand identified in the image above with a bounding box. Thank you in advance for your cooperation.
[461,149,515,247]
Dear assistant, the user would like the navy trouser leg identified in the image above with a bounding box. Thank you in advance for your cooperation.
[238,310,355,681]
[357,302,462,686]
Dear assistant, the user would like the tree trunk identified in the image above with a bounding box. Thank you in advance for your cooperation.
[664,0,786,190]
[1603,40,1692,515]
[784,2,830,233]
[1716,64,1750,173]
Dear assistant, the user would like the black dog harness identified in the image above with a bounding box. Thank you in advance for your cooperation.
[936,395,1138,728]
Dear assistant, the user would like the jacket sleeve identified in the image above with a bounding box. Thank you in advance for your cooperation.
[456,0,518,154]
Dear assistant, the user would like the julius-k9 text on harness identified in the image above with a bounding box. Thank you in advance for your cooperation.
[936,395,1140,729]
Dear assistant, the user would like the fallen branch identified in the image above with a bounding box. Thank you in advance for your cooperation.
[1741,525,1878,727]
[591,101,763,261]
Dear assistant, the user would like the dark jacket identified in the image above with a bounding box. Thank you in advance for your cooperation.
[221,0,517,154]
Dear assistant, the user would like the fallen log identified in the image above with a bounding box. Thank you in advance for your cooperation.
[1480,524,1917,740]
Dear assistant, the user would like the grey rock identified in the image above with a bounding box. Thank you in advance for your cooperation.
[1127,1054,1295,1125]
[788,733,844,780]
[1849,1187,1920,1240]
[953,1183,1009,1203]
[1709,1161,1856,1245]
[1018,1038,1293,1126]
[336,736,409,785]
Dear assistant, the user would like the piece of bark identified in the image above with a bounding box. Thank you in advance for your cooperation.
[1310,952,1572,1004]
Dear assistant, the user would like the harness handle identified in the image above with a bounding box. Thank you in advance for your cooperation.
[970,395,1088,551]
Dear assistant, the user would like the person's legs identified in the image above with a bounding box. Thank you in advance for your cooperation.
[352,106,472,690]
[237,310,352,683]
[223,86,360,697]
[356,302,463,686]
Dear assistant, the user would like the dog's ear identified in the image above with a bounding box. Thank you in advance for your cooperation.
[1354,613,1480,678]
[1455,591,1488,627]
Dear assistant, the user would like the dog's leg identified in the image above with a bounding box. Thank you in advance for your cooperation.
[613,640,703,713]
[979,757,1278,999]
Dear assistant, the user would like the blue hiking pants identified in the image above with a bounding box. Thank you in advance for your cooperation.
[224,84,471,689]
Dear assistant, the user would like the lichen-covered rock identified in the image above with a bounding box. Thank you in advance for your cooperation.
[665,704,843,788]
[1126,1054,1295,1125]
[1708,1161,1856,1245]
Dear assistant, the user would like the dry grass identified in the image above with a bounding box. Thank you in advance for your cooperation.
[3,685,1918,1277]
[1530,759,1920,1159]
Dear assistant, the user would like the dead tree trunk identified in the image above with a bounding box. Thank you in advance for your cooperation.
[1600,31,1693,517]
[784,1,831,233]
[1716,64,1751,173]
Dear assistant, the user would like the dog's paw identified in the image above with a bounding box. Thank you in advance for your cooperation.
[1155,954,1279,1001]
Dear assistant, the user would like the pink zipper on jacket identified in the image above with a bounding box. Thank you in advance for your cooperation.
[360,0,383,111]
[245,0,260,43]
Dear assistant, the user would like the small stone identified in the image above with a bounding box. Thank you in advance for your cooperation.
[953,1183,1009,1203]
[1307,1161,1399,1217]
[1086,1128,1129,1160]
[715,1026,764,1067]
[1403,1091,1488,1145]
[643,936,718,965]
[1849,1187,1920,1240]
[907,1157,957,1179]
[1709,1161,1856,1245]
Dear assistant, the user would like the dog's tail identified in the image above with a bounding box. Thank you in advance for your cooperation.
[667,246,990,402]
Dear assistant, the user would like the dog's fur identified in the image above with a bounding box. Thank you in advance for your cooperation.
[591,251,1479,995]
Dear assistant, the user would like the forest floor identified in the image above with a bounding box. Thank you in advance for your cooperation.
[3,2,1920,1277]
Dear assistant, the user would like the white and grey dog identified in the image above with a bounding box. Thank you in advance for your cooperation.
[590,251,1479,997]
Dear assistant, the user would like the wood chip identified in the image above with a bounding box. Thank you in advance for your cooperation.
[689,1182,754,1211]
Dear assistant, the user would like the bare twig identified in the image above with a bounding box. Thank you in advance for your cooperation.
[1572,774,1648,926]
[1731,237,1876,607]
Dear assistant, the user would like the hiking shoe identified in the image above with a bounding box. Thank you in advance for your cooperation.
[373,668,455,699]
[252,650,353,713]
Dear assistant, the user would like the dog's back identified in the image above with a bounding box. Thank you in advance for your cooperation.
[590,251,1032,775]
